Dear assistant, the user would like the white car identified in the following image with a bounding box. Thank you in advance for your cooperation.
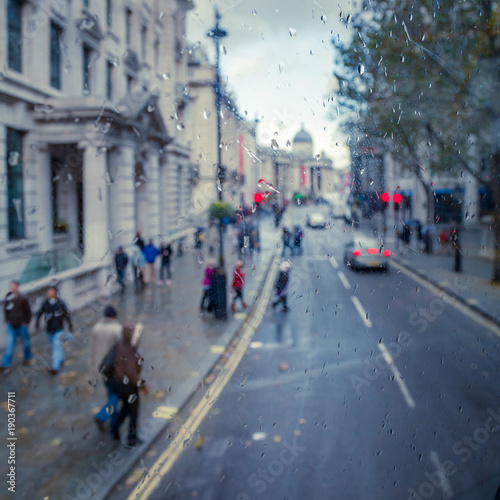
[306,212,327,228]
[344,235,391,271]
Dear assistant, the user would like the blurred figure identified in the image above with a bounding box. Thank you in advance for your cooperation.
[231,260,247,313]
[91,305,121,433]
[134,232,145,252]
[439,228,451,255]
[108,323,147,447]
[35,286,73,375]
[158,243,173,285]
[143,239,159,284]
[293,225,304,255]
[200,258,217,313]
[132,248,145,292]
[1,280,32,375]
[272,262,291,312]
[281,227,292,257]
[114,246,129,293]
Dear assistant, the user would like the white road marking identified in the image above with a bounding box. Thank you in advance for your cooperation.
[351,296,372,328]
[429,450,454,498]
[377,342,416,408]
[338,271,351,290]
[329,256,339,269]
[394,262,500,337]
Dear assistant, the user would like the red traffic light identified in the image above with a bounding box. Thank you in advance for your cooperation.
[381,192,390,203]
[253,192,263,204]
[393,193,402,204]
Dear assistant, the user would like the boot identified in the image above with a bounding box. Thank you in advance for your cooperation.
[242,302,248,309]
[231,304,236,313]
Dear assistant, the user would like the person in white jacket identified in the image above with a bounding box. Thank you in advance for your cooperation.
[91,305,122,432]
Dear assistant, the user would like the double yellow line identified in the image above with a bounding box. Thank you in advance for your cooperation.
[127,257,280,500]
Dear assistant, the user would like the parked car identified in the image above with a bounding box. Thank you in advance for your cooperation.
[344,234,391,271]
[306,212,327,228]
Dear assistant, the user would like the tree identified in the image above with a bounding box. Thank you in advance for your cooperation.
[334,0,500,280]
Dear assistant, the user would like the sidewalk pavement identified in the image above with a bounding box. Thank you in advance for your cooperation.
[356,216,500,326]
[0,214,281,500]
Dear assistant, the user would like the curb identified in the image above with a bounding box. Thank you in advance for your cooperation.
[96,238,281,500]
[390,256,500,329]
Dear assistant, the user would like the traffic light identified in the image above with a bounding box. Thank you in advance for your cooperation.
[381,192,390,210]
[393,193,402,211]
[253,192,263,204]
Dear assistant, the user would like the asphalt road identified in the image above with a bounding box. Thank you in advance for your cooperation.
[110,210,500,500]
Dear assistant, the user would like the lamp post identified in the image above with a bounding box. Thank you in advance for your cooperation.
[207,9,228,319]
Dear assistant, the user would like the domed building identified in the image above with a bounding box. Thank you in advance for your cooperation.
[292,126,313,157]
[261,125,340,202]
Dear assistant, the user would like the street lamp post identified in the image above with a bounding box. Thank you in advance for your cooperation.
[207,9,228,319]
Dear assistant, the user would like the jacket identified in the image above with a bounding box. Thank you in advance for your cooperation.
[143,244,159,264]
[232,268,245,289]
[113,325,143,388]
[202,266,215,288]
[160,245,172,265]
[91,318,122,373]
[275,271,290,297]
[36,298,72,334]
[4,292,32,328]
[115,252,129,272]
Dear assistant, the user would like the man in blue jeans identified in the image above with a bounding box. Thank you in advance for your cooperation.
[91,306,122,433]
[35,286,73,375]
[1,280,33,376]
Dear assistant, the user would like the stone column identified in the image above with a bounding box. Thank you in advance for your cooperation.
[80,142,109,263]
[110,144,135,248]
[463,171,479,225]
[146,148,161,239]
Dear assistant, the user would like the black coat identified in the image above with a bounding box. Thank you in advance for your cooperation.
[36,298,73,334]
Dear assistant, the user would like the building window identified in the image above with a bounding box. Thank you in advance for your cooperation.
[6,128,25,240]
[141,25,147,60]
[125,9,132,45]
[7,0,22,72]
[50,22,63,90]
[154,39,159,72]
[106,0,112,27]
[106,62,113,100]
[82,45,91,94]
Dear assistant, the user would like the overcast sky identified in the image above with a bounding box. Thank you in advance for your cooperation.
[186,0,359,170]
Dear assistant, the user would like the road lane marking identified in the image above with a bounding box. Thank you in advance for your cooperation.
[338,271,351,290]
[153,406,178,420]
[127,257,280,500]
[210,345,225,354]
[394,262,500,337]
[377,342,416,408]
[351,296,372,328]
[329,256,339,269]
[429,450,454,498]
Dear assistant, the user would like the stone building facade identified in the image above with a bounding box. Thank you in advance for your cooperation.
[0,0,195,339]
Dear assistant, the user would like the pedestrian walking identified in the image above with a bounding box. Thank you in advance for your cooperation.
[106,323,148,447]
[272,262,291,312]
[91,305,122,432]
[142,239,159,284]
[200,258,216,312]
[1,280,33,375]
[158,244,173,285]
[134,232,145,252]
[35,286,73,375]
[132,248,146,292]
[281,227,292,257]
[293,225,303,255]
[231,260,247,313]
[115,246,129,293]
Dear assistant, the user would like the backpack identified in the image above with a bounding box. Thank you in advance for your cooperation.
[99,343,118,380]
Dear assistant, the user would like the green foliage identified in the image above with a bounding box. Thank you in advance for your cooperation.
[209,202,235,220]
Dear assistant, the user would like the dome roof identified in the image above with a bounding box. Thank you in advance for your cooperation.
[293,127,312,144]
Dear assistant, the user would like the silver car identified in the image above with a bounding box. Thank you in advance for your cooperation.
[344,235,391,271]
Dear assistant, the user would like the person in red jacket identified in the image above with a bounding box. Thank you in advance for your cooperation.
[231,260,247,313]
